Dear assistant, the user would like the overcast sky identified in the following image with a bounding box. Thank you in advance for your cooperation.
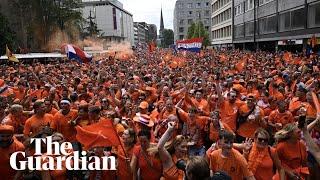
[118,0,176,31]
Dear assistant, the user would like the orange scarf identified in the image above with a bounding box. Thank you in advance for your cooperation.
[247,143,269,174]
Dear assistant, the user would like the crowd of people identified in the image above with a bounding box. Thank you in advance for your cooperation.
[0,46,319,180]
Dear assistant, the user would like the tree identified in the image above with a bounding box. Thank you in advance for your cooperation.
[162,29,174,48]
[9,0,83,51]
[0,13,16,55]
[187,21,210,48]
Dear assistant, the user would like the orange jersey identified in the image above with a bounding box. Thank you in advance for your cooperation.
[209,148,253,180]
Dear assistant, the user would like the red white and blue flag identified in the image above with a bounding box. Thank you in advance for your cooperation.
[176,38,203,53]
[64,44,92,63]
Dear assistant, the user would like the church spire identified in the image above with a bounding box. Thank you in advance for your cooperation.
[160,7,164,31]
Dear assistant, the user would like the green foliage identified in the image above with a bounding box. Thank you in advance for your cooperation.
[186,21,210,47]
[0,13,16,55]
[9,0,84,50]
[162,29,174,48]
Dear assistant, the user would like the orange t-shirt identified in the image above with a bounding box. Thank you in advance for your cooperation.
[163,156,184,180]
[0,139,25,180]
[133,145,163,180]
[2,114,27,134]
[209,148,253,180]
[23,113,53,136]
[237,105,265,138]
[50,110,78,142]
[268,110,294,126]
[248,146,276,180]
[117,144,134,180]
[276,140,307,171]
[219,100,238,132]
[47,108,58,116]
[209,122,234,142]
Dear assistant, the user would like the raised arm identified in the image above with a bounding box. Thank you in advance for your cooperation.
[157,122,176,169]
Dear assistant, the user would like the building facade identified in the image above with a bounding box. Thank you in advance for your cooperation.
[82,0,134,46]
[173,0,212,41]
[133,22,158,46]
[211,0,233,49]
[233,0,320,52]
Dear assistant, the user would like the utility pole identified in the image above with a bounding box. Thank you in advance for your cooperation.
[253,0,257,52]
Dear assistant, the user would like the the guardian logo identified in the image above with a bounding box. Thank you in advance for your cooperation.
[10,136,116,171]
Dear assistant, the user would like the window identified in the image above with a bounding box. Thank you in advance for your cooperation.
[188,19,193,24]
[178,3,184,9]
[291,8,305,30]
[179,19,184,25]
[205,26,209,31]
[259,0,274,6]
[259,15,276,34]
[279,11,291,32]
[197,3,201,8]
[206,2,209,7]
[234,24,244,38]
[245,0,254,12]
[235,4,242,16]
[113,8,117,30]
[189,11,193,15]
[179,27,184,33]
[308,1,320,28]
[188,3,192,8]
[205,10,210,16]
[179,35,184,39]
[245,21,254,36]
[179,11,185,17]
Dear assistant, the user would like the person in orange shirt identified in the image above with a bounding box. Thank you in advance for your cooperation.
[1,104,27,134]
[217,88,240,132]
[208,110,234,142]
[117,128,136,180]
[268,100,294,133]
[41,133,68,180]
[12,81,27,101]
[130,129,163,180]
[23,100,53,137]
[158,121,188,180]
[289,87,307,116]
[44,98,58,116]
[305,92,317,120]
[237,94,266,140]
[51,99,78,142]
[208,130,255,180]
[0,79,14,98]
[275,123,309,179]
[238,128,285,180]
[156,99,177,138]
[176,106,209,156]
[185,89,210,116]
[0,125,25,180]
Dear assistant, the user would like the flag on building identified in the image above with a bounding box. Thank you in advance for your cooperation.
[176,38,203,53]
[5,45,19,63]
[63,44,92,63]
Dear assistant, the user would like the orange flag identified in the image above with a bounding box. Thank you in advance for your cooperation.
[76,119,120,150]
[283,52,292,62]
[235,59,246,72]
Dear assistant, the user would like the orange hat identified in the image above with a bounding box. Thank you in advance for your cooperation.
[0,125,14,134]
[139,101,149,109]
[133,114,154,127]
